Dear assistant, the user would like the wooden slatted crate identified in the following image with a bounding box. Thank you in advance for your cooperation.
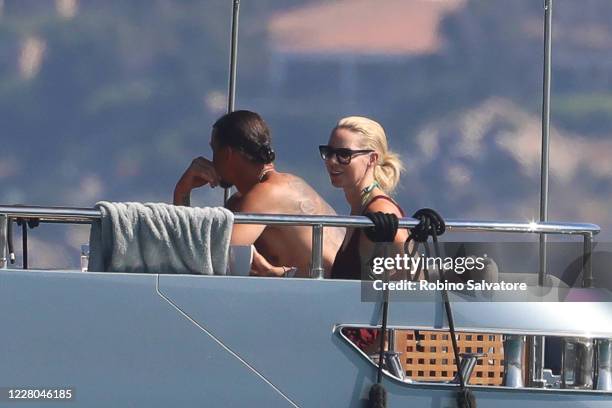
[394,330,507,385]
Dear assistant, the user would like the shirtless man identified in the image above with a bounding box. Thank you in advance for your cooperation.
[173,110,343,277]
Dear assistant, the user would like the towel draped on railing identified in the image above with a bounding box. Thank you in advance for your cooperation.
[88,202,234,275]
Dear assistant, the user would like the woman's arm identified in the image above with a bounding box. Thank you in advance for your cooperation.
[360,198,410,278]
[364,198,409,248]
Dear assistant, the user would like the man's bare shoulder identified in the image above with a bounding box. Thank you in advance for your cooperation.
[236,171,336,216]
[242,172,344,250]
[270,172,337,216]
[234,176,285,213]
[271,173,344,248]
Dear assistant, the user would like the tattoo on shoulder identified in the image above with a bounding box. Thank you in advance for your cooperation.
[288,178,337,216]
[287,177,344,244]
[288,179,318,214]
[299,198,316,214]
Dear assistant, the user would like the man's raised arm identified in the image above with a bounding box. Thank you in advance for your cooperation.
[173,157,219,206]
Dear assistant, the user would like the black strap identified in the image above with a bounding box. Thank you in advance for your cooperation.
[363,212,399,408]
[364,212,398,243]
[403,208,445,281]
[6,218,14,264]
[458,388,477,408]
[410,208,445,243]
[407,208,475,408]
[12,214,40,270]
[15,217,40,229]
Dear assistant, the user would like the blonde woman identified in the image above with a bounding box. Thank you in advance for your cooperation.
[319,116,408,280]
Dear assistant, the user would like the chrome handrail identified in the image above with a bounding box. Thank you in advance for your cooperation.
[0,204,600,281]
[0,205,601,234]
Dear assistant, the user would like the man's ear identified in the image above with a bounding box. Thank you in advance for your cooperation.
[223,145,235,162]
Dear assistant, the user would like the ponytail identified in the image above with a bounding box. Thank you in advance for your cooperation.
[374,150,403,194]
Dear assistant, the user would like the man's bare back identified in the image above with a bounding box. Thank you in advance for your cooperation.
[227,171,343,277]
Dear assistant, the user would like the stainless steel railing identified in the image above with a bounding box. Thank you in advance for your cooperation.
[0,205,600,282]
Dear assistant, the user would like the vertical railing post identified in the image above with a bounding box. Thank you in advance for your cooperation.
[582,232,594,288]
[21,221,28,269]
[539,0,553,288]
[310,224,324,279]
[224,0,241,207]
[0,215,7,269]
[533,0,554,388]
[527,335,546,388]
[596,339,612,391]
[562,337,594,389]
[503,335,526,387]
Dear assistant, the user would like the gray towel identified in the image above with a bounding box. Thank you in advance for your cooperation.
[88,201,234,275]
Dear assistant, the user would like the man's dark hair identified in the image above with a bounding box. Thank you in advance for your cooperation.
[212,110,275,164]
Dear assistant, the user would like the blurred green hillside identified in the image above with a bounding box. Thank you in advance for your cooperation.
[2,0,612,267]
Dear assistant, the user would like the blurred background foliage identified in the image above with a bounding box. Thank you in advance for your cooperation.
[1,0,612,267]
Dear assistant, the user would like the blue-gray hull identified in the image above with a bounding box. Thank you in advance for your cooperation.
[1,269,611,407]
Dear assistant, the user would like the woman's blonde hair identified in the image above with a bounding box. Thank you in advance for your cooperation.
[334,116,404,194]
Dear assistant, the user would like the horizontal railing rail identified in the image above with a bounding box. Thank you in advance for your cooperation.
[0,205,601,234]
[0,205,600,284]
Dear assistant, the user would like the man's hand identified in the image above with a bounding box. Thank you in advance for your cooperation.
[173,157,219,206]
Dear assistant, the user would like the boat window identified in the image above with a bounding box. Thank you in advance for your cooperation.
[339,327,507,386]
[337,326,612,391]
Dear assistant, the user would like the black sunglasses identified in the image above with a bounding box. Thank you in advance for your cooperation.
[319,145,374,165]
